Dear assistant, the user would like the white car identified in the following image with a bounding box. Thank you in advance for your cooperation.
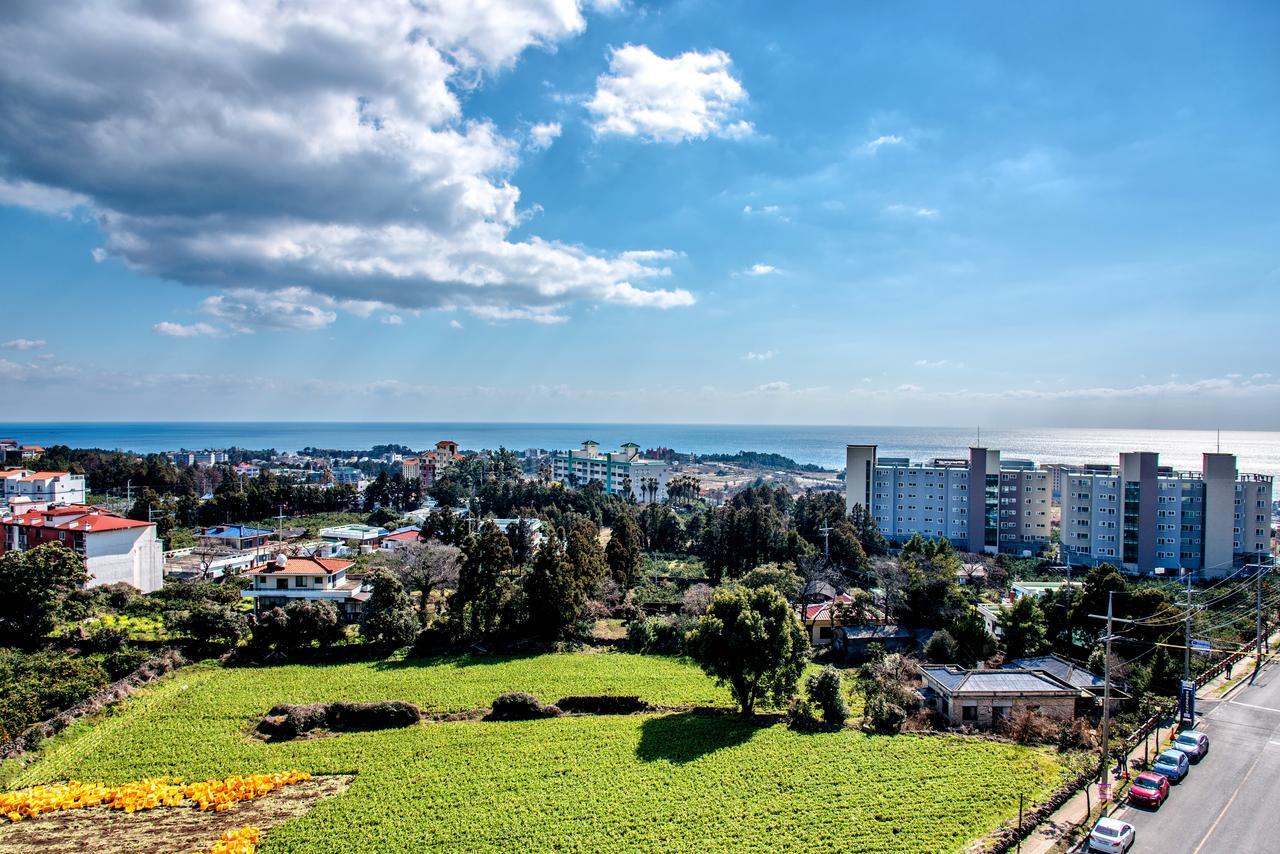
[1088,817,1135,853]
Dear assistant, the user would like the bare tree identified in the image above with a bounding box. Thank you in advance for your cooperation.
[380,541,461,622]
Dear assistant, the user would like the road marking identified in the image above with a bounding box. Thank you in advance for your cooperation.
[1190,734,1270,854]
[1227,700,1280,714]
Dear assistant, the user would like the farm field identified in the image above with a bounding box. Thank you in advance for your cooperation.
[7,653,1073,853]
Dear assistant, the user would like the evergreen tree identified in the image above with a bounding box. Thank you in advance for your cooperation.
[524,530,583,639]
[998,596,1048,660]
[605,511,643,586]
[453,520,515,638]
[360,570,418,648]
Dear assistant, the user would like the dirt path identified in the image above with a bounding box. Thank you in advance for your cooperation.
[0,775,352,854]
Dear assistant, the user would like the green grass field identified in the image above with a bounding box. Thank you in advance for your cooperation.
[10,653,1072,853]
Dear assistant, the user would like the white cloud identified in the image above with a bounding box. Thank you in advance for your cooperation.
[0,3,691,329]
[863,134,904,154]
[152,321,218,338]
[886,204,940,219]
[587,44,751,143]
[744,350,775,361]
[0,178,87,214]
[201,288,340,333]
[743,263,777,277]
[528,121,562,150]
[2,338,46,350]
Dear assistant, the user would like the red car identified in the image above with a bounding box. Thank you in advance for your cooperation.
[1127,772,1170,808]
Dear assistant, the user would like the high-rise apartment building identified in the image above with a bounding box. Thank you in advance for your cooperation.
[1060,452,1272,577]
[844,445,1051,555]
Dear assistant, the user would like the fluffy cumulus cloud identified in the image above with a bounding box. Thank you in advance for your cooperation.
[587,44,751,143]
[0,2,693,330]
[528,121,563,150]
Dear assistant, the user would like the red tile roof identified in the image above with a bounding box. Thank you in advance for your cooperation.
[246,555,353,576]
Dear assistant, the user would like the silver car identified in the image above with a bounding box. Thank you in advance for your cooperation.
[1173,729,1209,761]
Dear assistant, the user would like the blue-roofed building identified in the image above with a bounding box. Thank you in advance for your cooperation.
[197,524,274,552]
[918,664,1084,728]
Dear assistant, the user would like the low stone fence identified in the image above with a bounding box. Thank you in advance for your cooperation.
[0,649,187,760]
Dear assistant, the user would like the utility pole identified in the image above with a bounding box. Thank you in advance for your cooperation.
[1257,559,1265,679]
[1100,591,1114,797]
[1183,567,1192,683]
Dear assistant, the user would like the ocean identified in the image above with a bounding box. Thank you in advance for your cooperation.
[2,422,1279,480]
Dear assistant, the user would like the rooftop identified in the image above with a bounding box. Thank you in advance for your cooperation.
[921,664,1081,696]
[246,555,353,576]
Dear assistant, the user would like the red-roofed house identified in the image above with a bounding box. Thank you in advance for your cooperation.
[1,505,164,592]
[243,553,369,620]
[2,468,87,509]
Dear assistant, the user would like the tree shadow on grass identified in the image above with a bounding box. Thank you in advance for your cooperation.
[636,711,763,764]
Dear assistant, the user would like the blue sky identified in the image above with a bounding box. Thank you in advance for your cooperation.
[1,1,1278,427]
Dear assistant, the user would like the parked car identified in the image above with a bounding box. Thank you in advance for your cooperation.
[1127,771,1170,808]
[1153,748,1190,782]
[1088,817,1136,853]
[1173,729,1209,761]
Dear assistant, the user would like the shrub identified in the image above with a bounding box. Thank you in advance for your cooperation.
[327,700,423,731]
[805,666,849,726]
[924,630,958,664]
[1002,708,1060,744]
[487,692,562,721]
[626,614,693,655]
[553,695,652,715]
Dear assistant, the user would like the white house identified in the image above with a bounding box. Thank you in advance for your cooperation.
[243,554,369,621]
[1,504,164,592]
[1,469,87,509]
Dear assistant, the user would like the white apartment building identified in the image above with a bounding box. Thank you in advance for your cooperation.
[845,445,1051,555]
[550,441,671,502]
[1,504,164,592]
[1,469,88,510]
[1061,452,1272,577]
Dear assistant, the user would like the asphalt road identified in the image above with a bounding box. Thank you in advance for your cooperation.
[1113,659,1280,854]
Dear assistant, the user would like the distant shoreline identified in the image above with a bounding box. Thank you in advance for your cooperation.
[2,422,1278,480]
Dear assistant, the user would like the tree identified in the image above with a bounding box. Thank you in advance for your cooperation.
[523,530,581,639]
[857,651,918,733]
[605,512,643,586]
[924,629,959,663]
[169,603,249,648]
[505,518,536,566]
[685,585,809,716]
[946,610,998,667]
[805,665,850,726]
[0,543,90,645]
[564,514,608,592]
[453,520,515,638]
[998,596,1048,660]
[360,570,417,648]
[740,563,802,599]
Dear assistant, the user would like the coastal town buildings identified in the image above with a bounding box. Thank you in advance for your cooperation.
[550,441,671,502]
[0,504,164,592]
[1,469,88,510]
[843,445,1051,556]
[1059,451,1272,576]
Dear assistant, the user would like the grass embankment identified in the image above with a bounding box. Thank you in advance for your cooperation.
[10,653,1070,853]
